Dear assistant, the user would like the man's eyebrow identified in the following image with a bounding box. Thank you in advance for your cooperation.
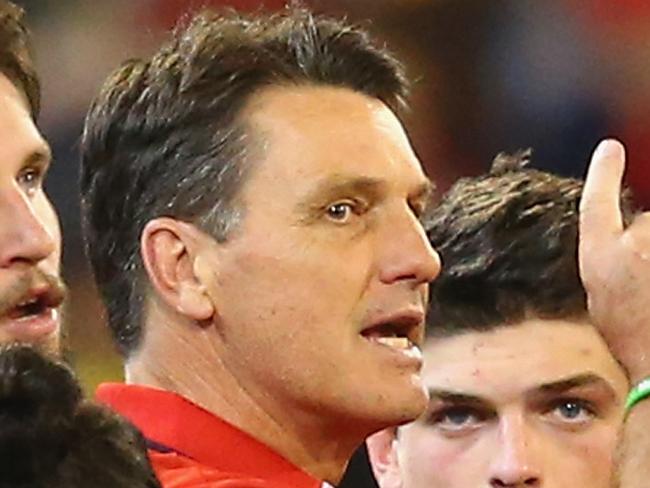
[297,175,387,209]
[23,144,52,168]
[533,373,617,398]
[427,388,491,408]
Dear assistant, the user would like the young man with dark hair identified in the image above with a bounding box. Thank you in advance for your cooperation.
[0,0,66,353]
[367,152,628,488]
[81,8,439,488]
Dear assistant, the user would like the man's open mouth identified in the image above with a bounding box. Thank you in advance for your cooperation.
[7,295,51,320]
[359,311,424,359]
[361,322,417,350]
[2,285,63,322]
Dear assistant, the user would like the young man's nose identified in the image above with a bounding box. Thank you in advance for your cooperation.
[488,415,542,488]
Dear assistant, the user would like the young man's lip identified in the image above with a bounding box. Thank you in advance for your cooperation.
[0,307,59,342]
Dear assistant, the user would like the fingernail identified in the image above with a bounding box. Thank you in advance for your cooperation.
[594,139,625,159]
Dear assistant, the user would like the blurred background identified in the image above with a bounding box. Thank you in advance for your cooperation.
[12,0,650,486]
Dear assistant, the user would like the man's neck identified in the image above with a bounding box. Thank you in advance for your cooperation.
[125,317,363,485]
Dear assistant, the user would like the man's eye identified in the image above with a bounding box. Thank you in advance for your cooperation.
[431,407,483,432]
[549,399,595,424]
[326,202,355,222]
[18,167,44,193]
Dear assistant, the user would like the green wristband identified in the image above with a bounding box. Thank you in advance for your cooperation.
[625,378,650,414]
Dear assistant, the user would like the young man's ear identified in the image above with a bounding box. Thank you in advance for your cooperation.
[140,218,214,322]
[366,428,403,488]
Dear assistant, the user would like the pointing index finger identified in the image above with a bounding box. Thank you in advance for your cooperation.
[580,139,626,242]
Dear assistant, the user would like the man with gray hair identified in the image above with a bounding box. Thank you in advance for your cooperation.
[82,7,439,488]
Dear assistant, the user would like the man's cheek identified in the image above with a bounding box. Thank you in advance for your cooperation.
[568,434,618,483]
[401,434,473,487]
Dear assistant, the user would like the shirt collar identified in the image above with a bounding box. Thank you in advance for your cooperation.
[96,383,321,488]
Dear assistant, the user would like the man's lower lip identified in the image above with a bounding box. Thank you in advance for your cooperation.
[0,308,59,342]
[361,335,423,367]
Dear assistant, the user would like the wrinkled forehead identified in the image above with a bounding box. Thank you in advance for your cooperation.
[241,84,428,185]
[420,319,627,399]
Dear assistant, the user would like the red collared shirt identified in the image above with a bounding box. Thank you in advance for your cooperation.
[96,383,324,488]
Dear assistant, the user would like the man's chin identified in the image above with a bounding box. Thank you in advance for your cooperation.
[0,334,61,358]
[39,332,63,358]
[392,381,429,424]
[363,378,429,432]
[0,316,63,358]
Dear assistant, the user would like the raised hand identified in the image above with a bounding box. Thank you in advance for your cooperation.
[580,139,650,384]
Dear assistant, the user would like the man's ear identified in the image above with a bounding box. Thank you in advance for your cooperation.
[140,218,214,322]
[366,428,403,488]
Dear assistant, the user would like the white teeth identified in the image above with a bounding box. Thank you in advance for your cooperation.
[375,336,411,349]
[370,336,423,360]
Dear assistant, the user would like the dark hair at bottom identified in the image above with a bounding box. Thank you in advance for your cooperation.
[0,345,161,488]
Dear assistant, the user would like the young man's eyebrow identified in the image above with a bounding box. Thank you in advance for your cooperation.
[533,373,618,399]
[427,388,491,408]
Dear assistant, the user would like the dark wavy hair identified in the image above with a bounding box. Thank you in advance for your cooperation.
[0,345,160,488]
[426,150,633,336]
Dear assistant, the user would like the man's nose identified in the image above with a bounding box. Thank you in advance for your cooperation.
[0,187,57,267]
[488,415,542,487]
[377,209,441,287]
